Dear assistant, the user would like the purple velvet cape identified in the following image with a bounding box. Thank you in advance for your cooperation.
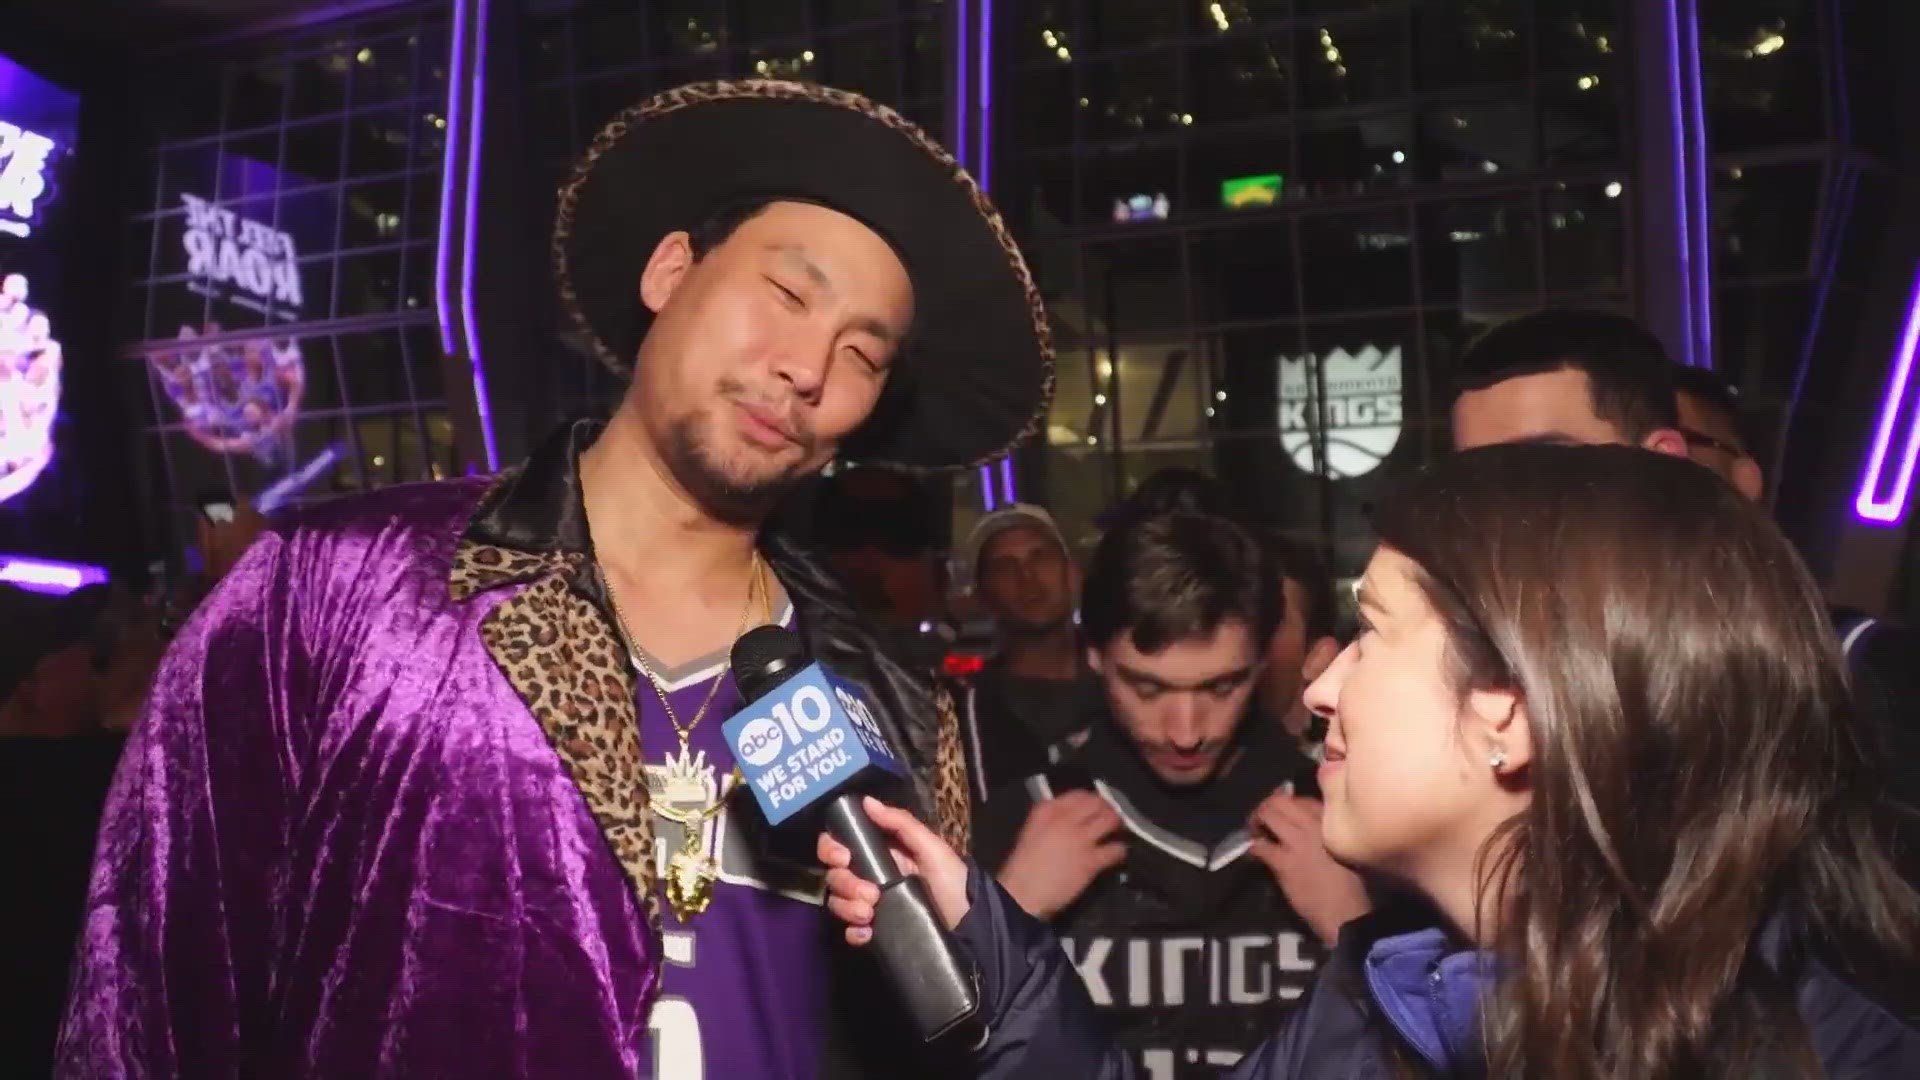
[56,478,665,1077]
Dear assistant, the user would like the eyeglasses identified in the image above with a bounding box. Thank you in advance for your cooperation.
[1679,427,1744,457]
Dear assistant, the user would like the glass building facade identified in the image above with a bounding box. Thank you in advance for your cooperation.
[82,0,1919,608]
[121,7,458,561]
[991,0,1633,575]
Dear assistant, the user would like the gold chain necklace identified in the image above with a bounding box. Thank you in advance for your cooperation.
[604,551,767,922]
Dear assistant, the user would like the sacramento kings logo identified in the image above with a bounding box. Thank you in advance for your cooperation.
[0,273,60,504]
[149,323,306,458]
[1276,345,1404,479]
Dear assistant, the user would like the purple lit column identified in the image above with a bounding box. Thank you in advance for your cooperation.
[434,0,501,472]
[1630,0,1715,370]
[958,0,1014,509]
[1853,264,1920,524]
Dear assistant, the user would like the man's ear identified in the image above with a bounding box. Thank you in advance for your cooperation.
[639,230,697,314]
[1641,427,1691,459]
[1302,635,1341,684]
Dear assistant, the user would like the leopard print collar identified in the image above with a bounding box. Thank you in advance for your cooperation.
[446,422,975,995]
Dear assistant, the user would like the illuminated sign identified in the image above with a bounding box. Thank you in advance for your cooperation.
[1277,345,1403,479]
[0,272,61,503]
[0,553,105,595]
[1111,192,1170,224]
[0,121,56,238]
[1221,173,1282,210]
[150,327,306,454]
[179,193,305,318]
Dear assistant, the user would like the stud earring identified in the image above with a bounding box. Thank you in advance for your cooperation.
[1488,749,1508,771]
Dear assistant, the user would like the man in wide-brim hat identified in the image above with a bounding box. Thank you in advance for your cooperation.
[59,80,1053,1079]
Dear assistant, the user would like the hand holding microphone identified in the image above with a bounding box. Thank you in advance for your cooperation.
[723,627,981,1043]
[817,796,971,943]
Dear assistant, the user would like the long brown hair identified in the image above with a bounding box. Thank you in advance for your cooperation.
[1372,443,1920,1079]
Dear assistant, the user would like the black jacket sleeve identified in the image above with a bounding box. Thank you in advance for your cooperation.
[970,777,1040,870]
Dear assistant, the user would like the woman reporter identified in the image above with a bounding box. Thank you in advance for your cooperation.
[821,444,1920,1078]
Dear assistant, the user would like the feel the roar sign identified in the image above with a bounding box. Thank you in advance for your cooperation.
[723,662,906,827]
[179,193,304,317]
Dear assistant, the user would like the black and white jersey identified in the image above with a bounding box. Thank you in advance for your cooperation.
[974,719,1325,1079]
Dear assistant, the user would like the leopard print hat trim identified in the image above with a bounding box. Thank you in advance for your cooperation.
[550,79,1055,476]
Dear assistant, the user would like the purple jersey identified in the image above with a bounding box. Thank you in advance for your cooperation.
[635,601,829,1080]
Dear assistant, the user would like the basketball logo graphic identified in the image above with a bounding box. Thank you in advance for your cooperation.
[1277,344,1404,479]
[149,323,306,457]
[0,272,62,504]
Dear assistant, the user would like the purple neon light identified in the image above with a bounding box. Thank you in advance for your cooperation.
[977,0,993,193]
[0,554,107,595]
[1853,265,1920,524]
[999,455,1016,504]
[955,0,968,192]
[1679,0,1713,369]
[979,464,996,510]
[460,0,501,470]
[433,0,470,355]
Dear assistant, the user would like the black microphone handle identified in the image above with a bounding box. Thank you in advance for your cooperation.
[823,793,981,1044]
[824,795,905,889]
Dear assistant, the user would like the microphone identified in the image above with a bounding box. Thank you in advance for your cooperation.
[725,626,982,1044]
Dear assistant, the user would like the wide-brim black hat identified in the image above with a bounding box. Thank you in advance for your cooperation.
[552,80,1054,473]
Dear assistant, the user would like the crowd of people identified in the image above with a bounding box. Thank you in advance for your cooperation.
[15,77,1919,1079]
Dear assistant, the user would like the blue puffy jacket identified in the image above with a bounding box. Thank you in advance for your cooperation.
[952,865,1920,1078]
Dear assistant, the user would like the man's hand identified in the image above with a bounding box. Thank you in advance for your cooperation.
[996,790,1126,920]
[1248,791,1371,947]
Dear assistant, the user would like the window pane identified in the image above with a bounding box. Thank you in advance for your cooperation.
[341,175,409,249]
[1298,207,1415,314]
[1014,2,1076,67]
[229,58,290,129]
[1085,0,1184,54]
[1420,101,1535,180]
[1189,29,1293,127]
[345,106,428,176]
[1079,138,1180,225]
[575,4,648,73]
[1014,63,1076,153]
[1540,82,1625,168]
[646,1,730,63]
[1701,5,1824,151]
[1021,152,1077,231]
[1413,2,1527,90]
[1538,0,1623,76]
[288,49,352,120]
[740,0,806,44]
[1299,14,1409,110]
[1420,195,1541,307]
[1082,236,1187,334]
[1713,161,1822,281]
[1111,334,1206,443]
[818,24,904,102]
[1188,222,1301,325]
[403,324,450,403]
[1082,48,1183,141]
[1296,111,1412,198]
[336,249,405,316]
[357,34,430,107]
[1543,181,1627,294]
[283,117,347,185]
[903,14,945,100]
